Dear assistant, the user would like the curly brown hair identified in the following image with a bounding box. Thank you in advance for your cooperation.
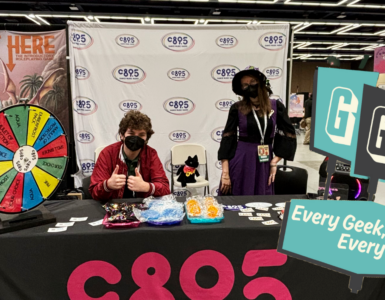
[119,110,155,142]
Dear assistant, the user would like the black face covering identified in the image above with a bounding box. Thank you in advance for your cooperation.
[124,136,145,151]
[244,84,259,98]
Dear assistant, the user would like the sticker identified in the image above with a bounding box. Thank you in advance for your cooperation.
[70,217,88,222]
[273,207,285,211]
[262,220,279,225]
[255,207,269,211]
[249,217,264,221]
[239,212,253,216]
[89,219,103,226]
[240,208,254,212]
[223,205,246,211]
[275,202,286,207]
[56,222,75,227]
[48,227,67,232]
[245,202,273,208]
[257,213,271,217]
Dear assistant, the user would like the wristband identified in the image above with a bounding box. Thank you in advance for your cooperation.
[103,180,112,192]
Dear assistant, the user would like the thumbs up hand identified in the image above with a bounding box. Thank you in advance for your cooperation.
[128,167,150,192]
[107,165,127,190]
[135,167,142,178]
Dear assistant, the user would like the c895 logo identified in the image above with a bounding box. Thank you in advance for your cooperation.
[168,36,188,45]
[215,99,236,111]
[259,32,286,51]
[118,68,139,77]
[113,65,146,84]
[212,65,240,83]
[216,35,238,49]
[80,160,95,175]
[73,97,98,115]
[71,30,93,49]
[169,101,189,109]
[162,32,195,52]
[163,98,195,115]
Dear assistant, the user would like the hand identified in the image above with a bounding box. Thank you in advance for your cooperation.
[107,165,127,190]
[268,165,277,186]
[220,173,231,194]
[127,168,150,192]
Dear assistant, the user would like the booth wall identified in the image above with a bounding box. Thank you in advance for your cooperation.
[68,22,289,192]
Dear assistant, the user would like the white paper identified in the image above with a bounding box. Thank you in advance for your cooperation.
[257,213,271,217]
[272,207,285,211]
[89,219,103,226]
[56,222,75,227]
[245,202,272,209]
[70,217,88,222]
[239,213,253,217]
[249,217,264,221]
[255,207,269,211]
[275,202,286,207]
[240,208,254,212]
[262,220,279,225]
[48,227,67,232]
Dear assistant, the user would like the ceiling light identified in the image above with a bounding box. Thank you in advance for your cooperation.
[25,15,41,25]
[199,19,205,23]
[28,14,35,18]
[213,10,221,15]
[252,20,258,24]
[337,14,346,19]
[36,16,50,25]
[145,17,151,22]
[69,6,79,11]
[88,15,94,20]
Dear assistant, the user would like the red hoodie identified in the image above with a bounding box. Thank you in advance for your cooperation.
[89,142,170,201]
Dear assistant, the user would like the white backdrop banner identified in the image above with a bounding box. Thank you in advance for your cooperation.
[68,22,289,193]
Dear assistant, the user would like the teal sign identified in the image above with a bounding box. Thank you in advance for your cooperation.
[311,67,379,179]
[278,199,385,293]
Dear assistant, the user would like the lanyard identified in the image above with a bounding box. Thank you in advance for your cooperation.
[252,109,267,145]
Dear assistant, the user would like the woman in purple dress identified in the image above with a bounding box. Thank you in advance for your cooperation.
[218,66,297,196]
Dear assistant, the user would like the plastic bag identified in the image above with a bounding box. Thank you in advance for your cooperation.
[133,194,185,225]
[185,195,224,219]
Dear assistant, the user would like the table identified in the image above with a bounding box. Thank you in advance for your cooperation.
[0,195,384,300]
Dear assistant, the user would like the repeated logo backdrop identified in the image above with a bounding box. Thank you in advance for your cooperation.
[68,22,289,189]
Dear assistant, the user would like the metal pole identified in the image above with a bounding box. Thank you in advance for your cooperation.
[284,27,294,166]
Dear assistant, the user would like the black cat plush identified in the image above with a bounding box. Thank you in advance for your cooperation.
[176,155,200,187]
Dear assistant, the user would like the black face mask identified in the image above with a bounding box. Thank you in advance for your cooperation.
[124,136,145,151]
[244,84,259,98]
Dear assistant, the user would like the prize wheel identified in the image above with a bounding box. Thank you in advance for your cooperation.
[0,104,68,214]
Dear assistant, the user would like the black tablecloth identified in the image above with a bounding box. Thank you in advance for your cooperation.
[0,195,384,300]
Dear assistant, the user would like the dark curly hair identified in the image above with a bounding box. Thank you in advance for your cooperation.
[119,110,155,142]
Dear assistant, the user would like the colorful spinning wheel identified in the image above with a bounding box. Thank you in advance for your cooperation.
[0,104,68,214]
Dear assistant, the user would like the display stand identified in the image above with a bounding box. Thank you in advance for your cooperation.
[0,204,56,234]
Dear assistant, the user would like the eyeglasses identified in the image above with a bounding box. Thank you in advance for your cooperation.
[241,80,257,90]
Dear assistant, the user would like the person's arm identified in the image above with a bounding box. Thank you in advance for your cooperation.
[218,104,239,161]
[274,101,297,161]
[144,150,171,197]
[89,148,124,201]
[218,103,239,194]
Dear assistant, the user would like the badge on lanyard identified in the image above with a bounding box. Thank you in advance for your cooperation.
[258,145,270,162]
[252,109,269,163]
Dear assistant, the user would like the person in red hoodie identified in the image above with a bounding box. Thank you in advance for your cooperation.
[89,110,170,201]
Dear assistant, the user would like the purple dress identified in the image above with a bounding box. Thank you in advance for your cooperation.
[218,99,296,196]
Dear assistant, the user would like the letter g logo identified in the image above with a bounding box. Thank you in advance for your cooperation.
[367,106,385,164]
[326,87,358,146]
